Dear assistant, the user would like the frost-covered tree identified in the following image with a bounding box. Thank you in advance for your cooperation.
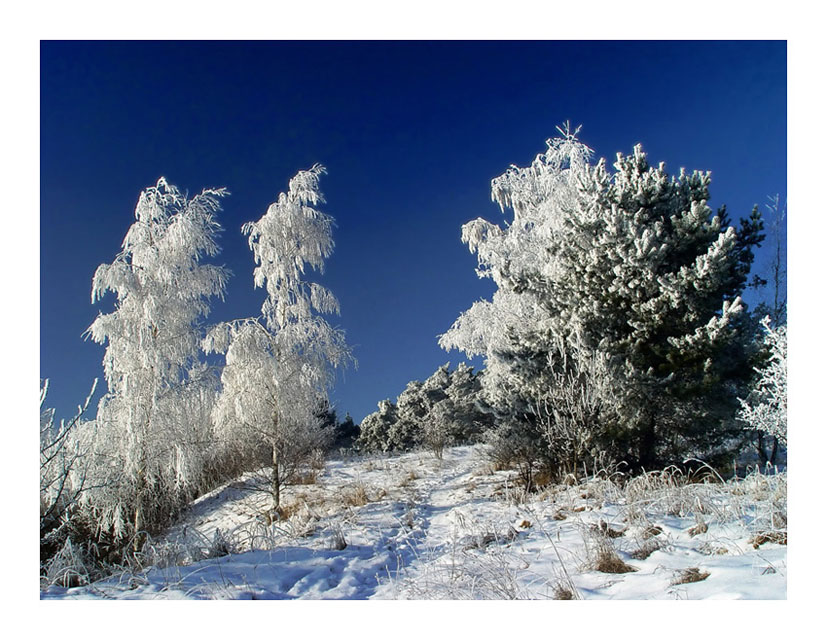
[436,362,490,443]
[356,384,425,454]
[205,165,351,514]
[356,363,489,454]
[84,178,229,547]
[393,380,429,450]
[533,340,619,478]
[441,125,764,469]
[356,399,399,453]
[745,195,786,463]
[738,317,787,449]
[751,195,787,326]
[423,399,452,460]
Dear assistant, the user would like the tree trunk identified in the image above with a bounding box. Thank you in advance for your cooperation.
[271,443,281,515]
[756,432,779,467]
[756,431,768,465]
[638,412,657,471]
[133,466,145,553]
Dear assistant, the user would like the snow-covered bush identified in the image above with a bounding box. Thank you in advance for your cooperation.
[205,165,352,514]
[531,340,619,480]
[738,317,787,447]
[41,538,97,589]
[441,124,764,470]
[40,379,97,569]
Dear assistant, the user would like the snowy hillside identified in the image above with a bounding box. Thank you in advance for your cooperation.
[41,445,786,600]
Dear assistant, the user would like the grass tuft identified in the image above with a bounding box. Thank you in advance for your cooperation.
[343,483,370,507]
[748,531,787,548]
[672,567,710,585]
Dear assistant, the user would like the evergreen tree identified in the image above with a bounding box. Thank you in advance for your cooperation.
[333,412,360,450]
[356,363,489,454]
[442,126,764,470]
[356,399,399,453]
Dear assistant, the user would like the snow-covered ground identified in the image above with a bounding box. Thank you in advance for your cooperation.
[41,445,786,600]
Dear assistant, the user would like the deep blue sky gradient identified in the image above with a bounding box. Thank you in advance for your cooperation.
[40,40,786,423]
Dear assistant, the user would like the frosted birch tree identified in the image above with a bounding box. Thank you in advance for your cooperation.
[205,165,351,515]
[84,178,229,547]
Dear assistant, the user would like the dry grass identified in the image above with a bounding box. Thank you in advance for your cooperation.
[594,550,638,574]
[402,502,416,530]
[552,582,576,600]
[260,500,304,524]
[640,524,663,539]
[627,520,665,560]
[471,464,497,477]
[592,520,624,539]
[398,470,419,488]
[628,539,663,561]
[748,531,787,548]
[672,567,710,585]
[532,469,555,489]
[293,470,318,485]
[329,526,348,551]
[343,484,370,507]
[698,542,729,556]
[586,534,638,574]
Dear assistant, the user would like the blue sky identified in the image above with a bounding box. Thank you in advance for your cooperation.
[40,40,786,423]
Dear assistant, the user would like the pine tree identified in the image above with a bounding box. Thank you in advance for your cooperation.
[356,363,489,454]
[356,399,399,453]
[442,126,764,470]
[333,412,360,449]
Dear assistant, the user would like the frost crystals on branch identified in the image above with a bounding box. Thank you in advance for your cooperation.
[205,165,353,515]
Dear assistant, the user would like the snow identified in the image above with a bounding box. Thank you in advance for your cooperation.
[41,445,786,600]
